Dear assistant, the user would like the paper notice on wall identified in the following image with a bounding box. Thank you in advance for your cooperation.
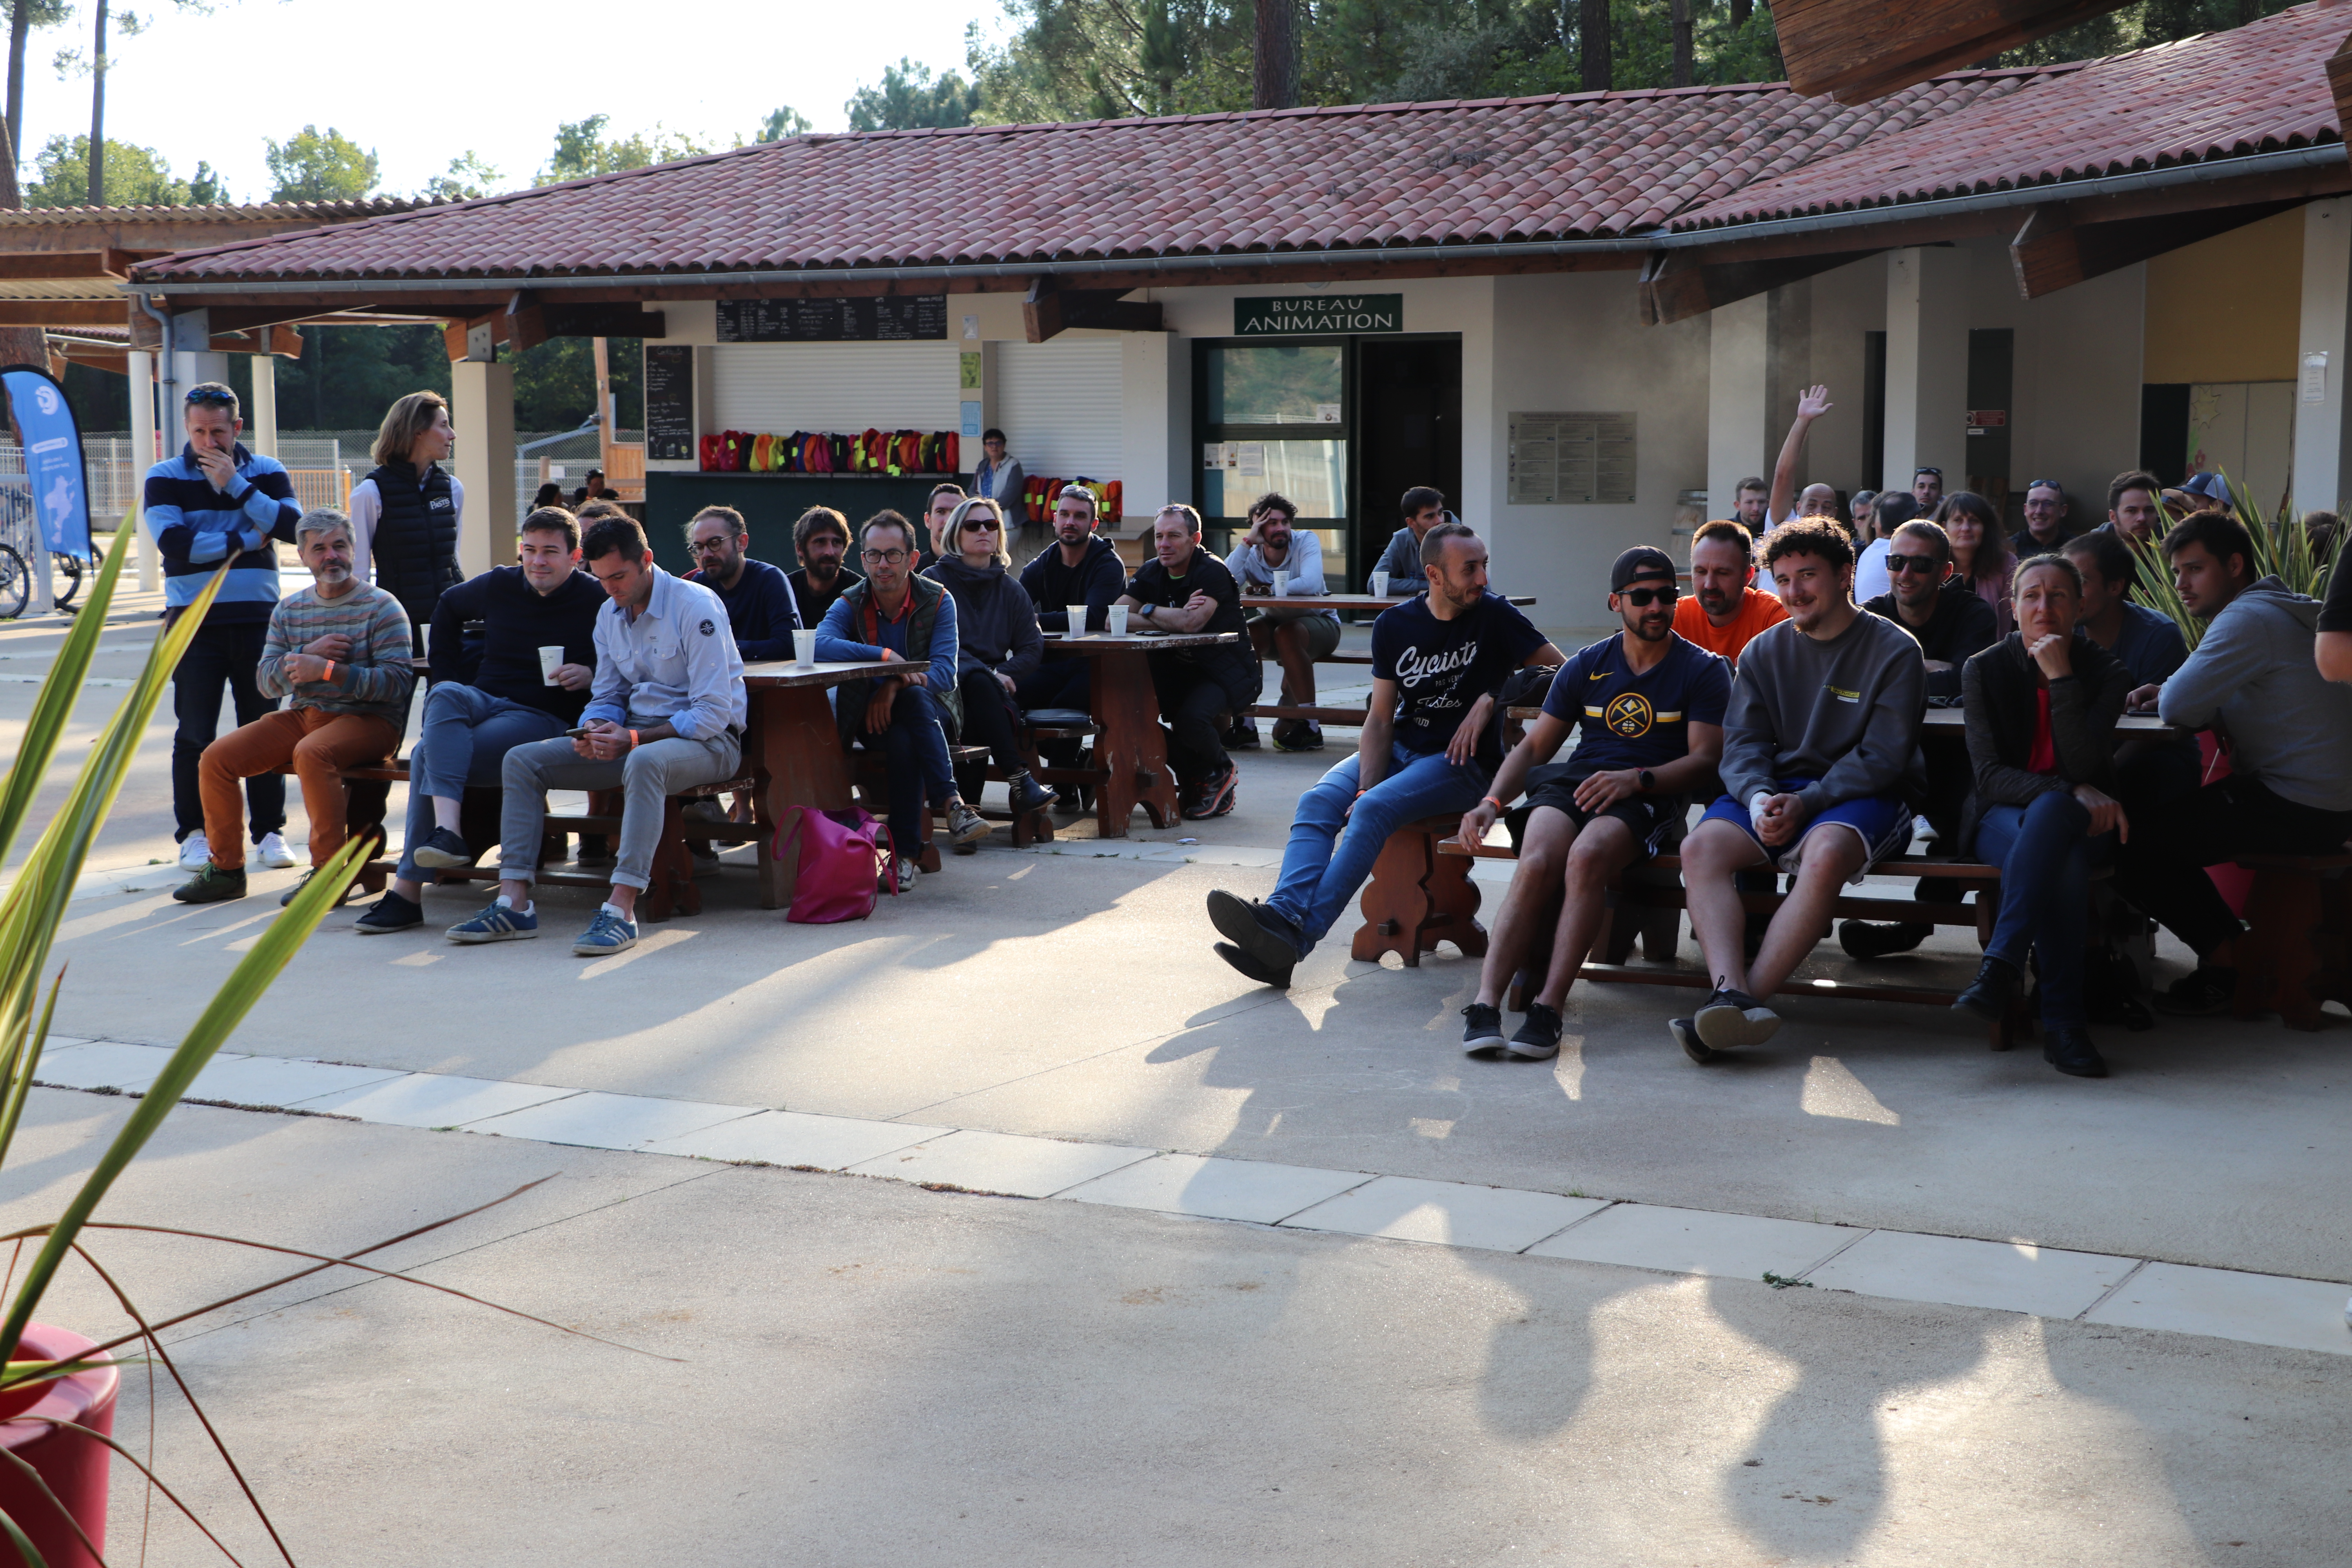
[1314,403,1342,424]
[1508,412,1637,504]
[2304,352,2329,405]
[1236,442,1265,476]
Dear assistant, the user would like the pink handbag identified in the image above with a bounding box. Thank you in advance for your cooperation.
[776,806,893,923]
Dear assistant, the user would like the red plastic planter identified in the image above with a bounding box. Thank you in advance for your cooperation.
[0,1325,118,1568]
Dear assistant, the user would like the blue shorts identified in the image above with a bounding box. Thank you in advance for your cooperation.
[1698,777,1913,881]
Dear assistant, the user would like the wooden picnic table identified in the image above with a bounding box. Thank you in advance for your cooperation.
[740,658,903,905]
[1237,593,1539,610]
[1043,629,1242,837]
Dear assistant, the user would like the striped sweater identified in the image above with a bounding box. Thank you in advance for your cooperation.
[145,443,303,623]
[257,583,416,719]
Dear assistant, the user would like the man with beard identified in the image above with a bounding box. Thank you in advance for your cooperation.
[1671,518,1926,1062]
[174,508,415,907]
[685,505,801,661]
[1224,490,1339,751]
[1671,519,1786,664]
[1455,548,1729,1059]
[1015,485,1127,800]
[1119,504,1262,820]
[787,506,861,630]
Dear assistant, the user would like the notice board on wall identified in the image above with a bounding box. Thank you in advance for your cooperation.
[1506,412,1637,504]
[716,295,949,342]
[643,344,695,461]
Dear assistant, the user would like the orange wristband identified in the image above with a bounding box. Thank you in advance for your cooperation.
[628,730,640,750]
[321,660,335,682]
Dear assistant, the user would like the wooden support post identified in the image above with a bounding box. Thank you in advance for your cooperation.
[451,357,515,582]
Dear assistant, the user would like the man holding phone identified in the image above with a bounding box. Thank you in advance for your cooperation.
[450,514,744,957]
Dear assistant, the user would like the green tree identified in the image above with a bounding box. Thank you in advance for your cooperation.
[264,124,378,202]
[23,132,184,205]
[754,105,811,142]
[270,324,450,432]
[510,336,642,431]
[846,57,980,131]
[422,150,501,202]
[535,114,713,184]
[1,0,73,207]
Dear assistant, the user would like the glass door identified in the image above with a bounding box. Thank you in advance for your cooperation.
[1194,341,1351,581]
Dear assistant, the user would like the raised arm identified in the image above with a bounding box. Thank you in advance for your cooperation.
[1768,385,1832,528]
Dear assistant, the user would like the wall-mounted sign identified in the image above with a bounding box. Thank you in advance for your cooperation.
[1506,412,1637,505]
[1234,294,1403,336]
[717,295,948,342]
[642,344,694,461]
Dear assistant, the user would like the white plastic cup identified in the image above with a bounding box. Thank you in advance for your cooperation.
[1107,604,1129,635]
[538,646,564,686]
[1369,571,1390,596]
[1270,569,1291,597]
[793,628,817,666]
[1067,604,1089,635]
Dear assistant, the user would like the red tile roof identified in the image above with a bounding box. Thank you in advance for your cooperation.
[1671,2,2350,230]
[132,73,2062,284]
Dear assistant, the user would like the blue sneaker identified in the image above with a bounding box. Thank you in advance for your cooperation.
[572,905,638,956]
[445,899,539,944]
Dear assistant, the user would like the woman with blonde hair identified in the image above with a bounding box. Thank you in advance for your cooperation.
[348,390,463,650]
[922,497,1051,815]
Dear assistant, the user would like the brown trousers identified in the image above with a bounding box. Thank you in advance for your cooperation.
[198,708,400,871]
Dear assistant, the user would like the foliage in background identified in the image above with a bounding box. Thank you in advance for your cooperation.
[535,114,713,185]
[1991,0,2293,67]
[423,150,502,203]
[256,325,450,432]
[2128,476,2338,650]
[847,58,982,131]
[265,124,377,202]
[754,105,813,142]
[23,132,221,205]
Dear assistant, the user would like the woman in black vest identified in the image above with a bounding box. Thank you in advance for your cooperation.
[351,390,464,653]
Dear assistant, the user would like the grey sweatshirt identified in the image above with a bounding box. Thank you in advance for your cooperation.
[2158,575,2352,812]
[1719,609,1926,815]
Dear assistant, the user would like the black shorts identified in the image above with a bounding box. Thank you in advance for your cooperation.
[1521,764,1679,857]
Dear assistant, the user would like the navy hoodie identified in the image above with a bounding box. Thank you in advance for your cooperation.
[1018,534,1126,633]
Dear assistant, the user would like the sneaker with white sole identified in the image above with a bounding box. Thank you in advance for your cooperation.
[945,800,991,845]
[572,905,638,956]
[177,832,211,871]
[1505,1001,1564,1060]
[1460,1002,1506,1057]
[446,898,540,944]
[254,831,297,869]
[1693,985,1780,1051]
[881,855,920,895]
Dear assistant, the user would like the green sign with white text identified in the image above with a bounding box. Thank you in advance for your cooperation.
[1234,294,1403,336]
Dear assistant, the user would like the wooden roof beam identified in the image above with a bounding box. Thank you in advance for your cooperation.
[1639,247,1884,326]
[1777,0,2127,105]
[2009,198,2305,299]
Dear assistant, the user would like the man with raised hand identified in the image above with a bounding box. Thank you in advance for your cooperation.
[1671,519,1786,665]
[1456,548,1727,1060]
[1671,518,1926,1062]
[1205,519,1561,988]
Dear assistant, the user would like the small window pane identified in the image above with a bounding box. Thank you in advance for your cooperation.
[1201,439,1347,521]
[1205,346,1345,425]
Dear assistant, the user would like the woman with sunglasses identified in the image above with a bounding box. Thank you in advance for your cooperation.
[1955,553,2133,1077]
[1933,491,2018,636]
[922,498,1053,817]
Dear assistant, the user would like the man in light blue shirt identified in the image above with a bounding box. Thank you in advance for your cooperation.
[452,514,746,957]
[1224,491,1339,751]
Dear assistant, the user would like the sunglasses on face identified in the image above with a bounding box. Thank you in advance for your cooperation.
[1886,553,1945,575]
[1913,468,1942,479]
[1619,586,1677,606]
[967,521,1002,533]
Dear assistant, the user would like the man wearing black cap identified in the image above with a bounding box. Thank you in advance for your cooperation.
[1203,519,1562,987]
[1454,548,1731,1059]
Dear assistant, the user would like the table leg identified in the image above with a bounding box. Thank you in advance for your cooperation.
[1089,650,1177,835]
[754,687,856,908]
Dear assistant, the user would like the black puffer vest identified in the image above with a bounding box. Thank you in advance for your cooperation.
[365,460,462,621]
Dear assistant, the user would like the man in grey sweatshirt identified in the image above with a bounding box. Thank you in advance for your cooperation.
[2118,511,2352,1014]
[1676,519,1927,1061]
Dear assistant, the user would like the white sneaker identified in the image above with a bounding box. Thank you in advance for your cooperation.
[254,831,298,869]
[177,832,210,871]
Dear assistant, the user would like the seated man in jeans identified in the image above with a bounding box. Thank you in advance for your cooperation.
[173,507,414,907]
[1675,518,1926,1060]
[1224,490,1340,753]
[452,514,746,957]
[1206,520,1561,988]
[356,506,604,933]
[2115,510,2352,1013]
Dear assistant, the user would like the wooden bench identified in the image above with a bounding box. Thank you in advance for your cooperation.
[2230,851,2352,1030]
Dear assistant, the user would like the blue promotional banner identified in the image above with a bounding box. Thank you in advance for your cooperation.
[1,365,92,560]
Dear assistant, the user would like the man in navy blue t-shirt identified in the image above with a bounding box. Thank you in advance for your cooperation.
[1206,520,1561,987]
[1454,547,1730,1058]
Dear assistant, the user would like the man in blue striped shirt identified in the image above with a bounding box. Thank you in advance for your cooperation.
[148,382,304,872]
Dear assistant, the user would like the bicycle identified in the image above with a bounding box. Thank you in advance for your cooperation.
[0,485,84,616]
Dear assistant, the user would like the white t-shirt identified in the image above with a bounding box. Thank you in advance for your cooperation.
[1853,537,1893,604]
[346,473,468,586]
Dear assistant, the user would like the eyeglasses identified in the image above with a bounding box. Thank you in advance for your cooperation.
[1618,586,1677,606]
[1886,553,1945,575]
[184,388,234,407]
[1913,468,1942,479]
[2025,481,2063,497]
[860,548,909,564]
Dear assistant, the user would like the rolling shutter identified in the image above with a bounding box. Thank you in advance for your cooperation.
[708,343,962,435]
[995,341,1123,478]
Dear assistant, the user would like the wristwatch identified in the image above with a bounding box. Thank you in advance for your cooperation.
[1637,769,1656,794]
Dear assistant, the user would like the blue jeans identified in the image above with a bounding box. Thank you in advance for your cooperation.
[396,683,567,881]
[1976,792,2115,1027]
[1265,742,1490,952]
[852,683,957,856]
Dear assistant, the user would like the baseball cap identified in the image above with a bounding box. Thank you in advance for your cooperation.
[2178,471,2229,502]
[1611,546,1678,592]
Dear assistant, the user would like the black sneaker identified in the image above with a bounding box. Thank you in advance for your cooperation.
[1668,1016,1717,1065]
[1212,940,1292,989]
[1051,783,1085,814]
[1837,919,1930,959]
[171,863,247,904]
[1506,1001,1564,1060]
[407,826,472,870]
[1953,955,2022,1022]
[1271,722,1325,753]
[2043,1023,2109,1078]
[1226,720,1261,750]
[1183,766,1238,820]
[1693,984,1779,1050]
[2153,965,2236,1016]
[280,866,358,908]
[354,889,423,934]
[1205,888,1302,975]
[1461,1002,1506,1057]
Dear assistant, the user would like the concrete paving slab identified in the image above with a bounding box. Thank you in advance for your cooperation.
[647,1109,949,1169]
[33,1038,206,1092]
[1280,1174,1607,1252]
[1529,1202,1860,1281]
[1062,1152,1369,1224]
[187,1054,408,1107]
[2087,1262,2352,1357]
[290,1073,583,1128]
[1807,1229,2136,1320]
[844,1128,1156,1196]
[466,1091,760,1150]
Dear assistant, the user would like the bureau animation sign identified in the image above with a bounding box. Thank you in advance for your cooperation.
[1233,294,1403,336]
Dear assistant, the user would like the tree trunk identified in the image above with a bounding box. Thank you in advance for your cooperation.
[1579,0,1611,92]
[5,2,29,205]
[1253,0,1296,111]
[1731,0,1751,26]
[0,110,18,210]
[0,327,49,373]
[83,0,102,206]
[1671,0,1693,87]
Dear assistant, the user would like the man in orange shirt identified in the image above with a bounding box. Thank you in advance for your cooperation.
[1672,519,1788,665]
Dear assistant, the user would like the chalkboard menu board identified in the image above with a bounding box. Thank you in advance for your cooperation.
[715,296,949,343]
[643,344,694,461]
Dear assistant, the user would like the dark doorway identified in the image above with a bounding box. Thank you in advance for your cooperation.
[1354,338,1461,584]
[2140,383,2192,485]
[1965,327,2015,517]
